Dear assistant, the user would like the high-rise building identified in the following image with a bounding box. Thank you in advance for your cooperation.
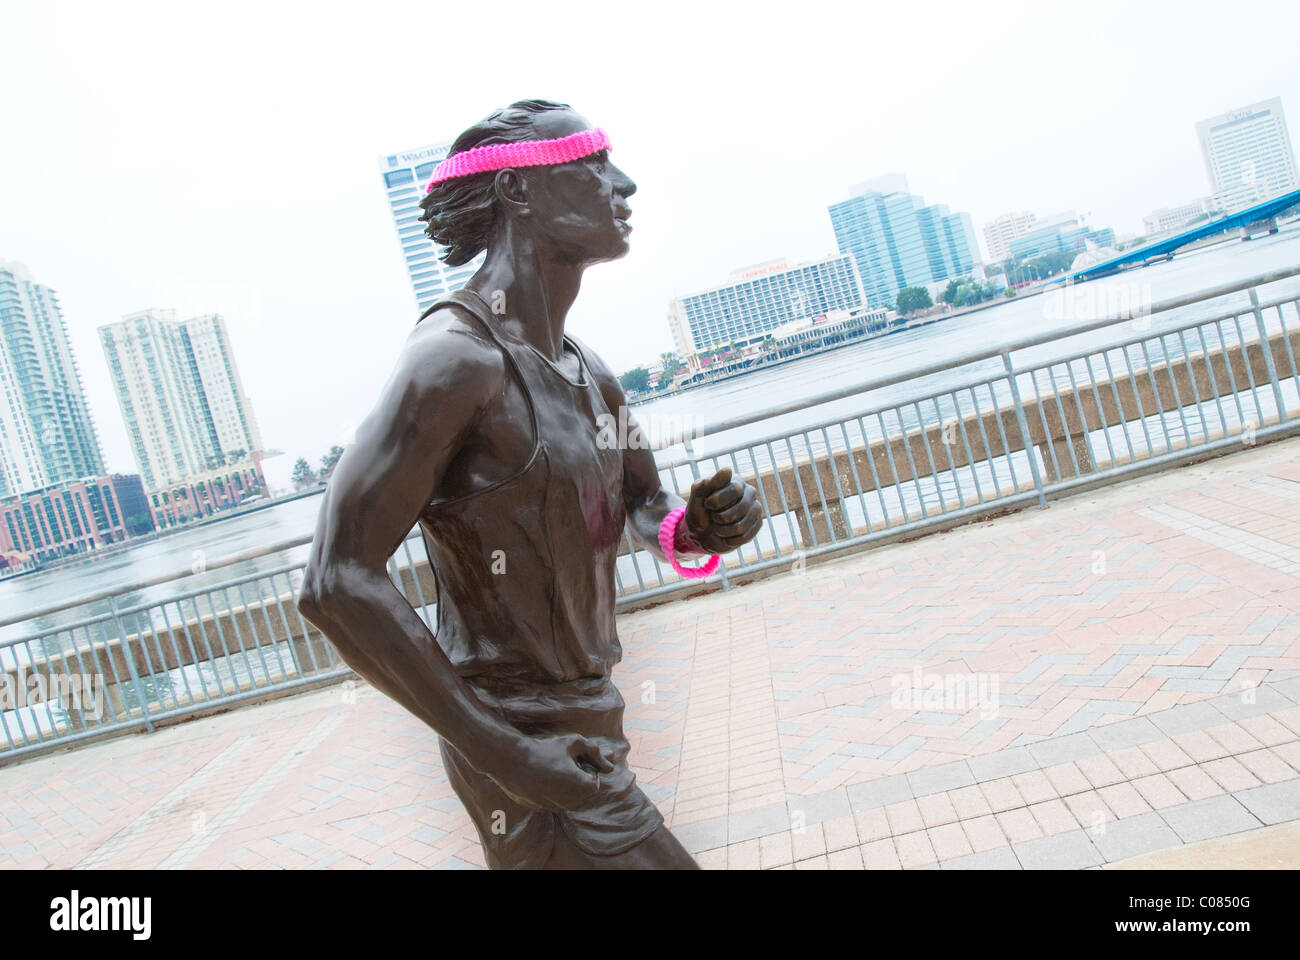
[1006,212,1115,260]
[100,310,265,526]
[668,256,867,357]
[983,211,1038,263]
[828,176,979,308]
[0,260,104,499]
[1197,97,1298,212]
[379,141,484,313]
[1142,198,1217,236]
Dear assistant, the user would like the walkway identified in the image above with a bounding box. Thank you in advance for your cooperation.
[3,435,1300,869]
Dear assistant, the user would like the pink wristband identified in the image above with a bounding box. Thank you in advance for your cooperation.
[658,506,720,579]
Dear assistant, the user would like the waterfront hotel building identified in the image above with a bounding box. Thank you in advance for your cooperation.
[99,310,266,528]
[0,260,104,499]
[379,141,484,313]
[668,255,867,357]
[828,175,979,308]
[1197,97,1298,213]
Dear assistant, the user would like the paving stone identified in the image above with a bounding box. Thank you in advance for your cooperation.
[1091,812,1183,862]
[1108,746,1160,780]
[1166,765,1226,802]
[1096,781,1152,819]
[1150,700,1233,736]
[1027,799,1079,836]
[785,788,851,828]
[1042,762,1092,797]
[980,777,1025,814]
[1159,795,1262,844]
[730,802,792,844]
[1232,778,1300,825]
[884,799,924,836]
[893,830,937,868]
[846,775,912,811]
[1209,685,1295,721]
[968,746,1041,781]
[926,822,973,861]
[1139,738,1196,772]
[960,814,1008,853]
[1200,757,1262,793]
[1011,770,1057,805]
[996,807,1044,844]
[1130,773,1187,810]
[1076,754,1127,789]
[821,815,859,853]
[949,784,992,819]
[759,830,794,869]
[858,838,901,870]
[672,816,729,853]
[1027,733,1102,767]
[1013,830,1104,869]
[853,808,890,844]
[826,846,864,870]
[1173,730,1231,764]
[906,760,975,796]
[940,845,1021,870]
[1236,749,1298,785]
[1237,714,1297,748]
[1087,717,1165,752]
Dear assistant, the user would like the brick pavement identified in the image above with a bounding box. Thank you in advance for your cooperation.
[3,435,1300,869]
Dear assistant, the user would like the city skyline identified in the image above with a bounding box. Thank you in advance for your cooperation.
[0,259,104,498]
[2,1,1298,486]
[99,309,265,524]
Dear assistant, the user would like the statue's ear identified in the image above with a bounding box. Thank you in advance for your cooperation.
[494,168,530,219]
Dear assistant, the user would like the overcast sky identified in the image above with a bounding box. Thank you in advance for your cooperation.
[2,0,1298,489]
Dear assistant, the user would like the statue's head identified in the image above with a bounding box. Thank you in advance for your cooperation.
[419,99,636,269]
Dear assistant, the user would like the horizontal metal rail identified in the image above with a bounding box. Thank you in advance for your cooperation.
[3,264,1300,764]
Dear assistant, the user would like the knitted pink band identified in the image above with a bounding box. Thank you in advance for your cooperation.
[657,506,720,580]
[425,128,612,192]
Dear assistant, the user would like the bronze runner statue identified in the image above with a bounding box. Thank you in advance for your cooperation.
[298,100,763,869]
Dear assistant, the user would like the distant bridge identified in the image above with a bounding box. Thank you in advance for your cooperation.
[1069,188,1300,283]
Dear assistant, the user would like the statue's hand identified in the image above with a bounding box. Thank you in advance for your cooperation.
[497,734,614,812]
[683,467,763,555]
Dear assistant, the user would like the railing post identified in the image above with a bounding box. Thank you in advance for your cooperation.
[107,596,154,733]
[1249,287,1288,425]
[683,436,730,590]
[1003,351,1048,508]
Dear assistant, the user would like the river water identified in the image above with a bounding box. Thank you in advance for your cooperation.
[3,223,1299,642]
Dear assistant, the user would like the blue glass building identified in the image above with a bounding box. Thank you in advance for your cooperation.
[828,178,978,308]
[379,142,484,314]
[1007,221,1116,259]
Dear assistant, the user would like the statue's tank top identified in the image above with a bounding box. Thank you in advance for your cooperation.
[417,288,625,684]
[414,289,662,864]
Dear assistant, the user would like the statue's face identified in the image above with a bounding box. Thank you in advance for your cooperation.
[516,109,636,265]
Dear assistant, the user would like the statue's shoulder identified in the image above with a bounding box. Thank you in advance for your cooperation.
[568,333,616,387]
[399,304,506,398]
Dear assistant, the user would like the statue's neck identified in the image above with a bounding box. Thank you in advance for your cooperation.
[468,235,583,363]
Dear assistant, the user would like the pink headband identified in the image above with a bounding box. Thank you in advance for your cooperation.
[425,128,611,192]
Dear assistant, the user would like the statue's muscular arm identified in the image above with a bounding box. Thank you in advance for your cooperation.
[298,314,611,811]
[579,338,762,560]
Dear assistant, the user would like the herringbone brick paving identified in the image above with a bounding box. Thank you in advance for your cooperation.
[2,436,1300,869]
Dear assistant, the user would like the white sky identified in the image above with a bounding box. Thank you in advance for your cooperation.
[2,0,1298,488]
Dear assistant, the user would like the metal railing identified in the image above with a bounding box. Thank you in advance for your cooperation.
[3,265,1300,763]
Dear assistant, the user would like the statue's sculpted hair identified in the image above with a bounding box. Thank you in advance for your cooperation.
[419,99,573,267]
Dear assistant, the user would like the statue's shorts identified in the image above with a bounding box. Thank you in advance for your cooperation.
[437,673,664,869]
